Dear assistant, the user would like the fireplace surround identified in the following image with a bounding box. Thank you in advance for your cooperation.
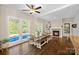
[53,30,59,36]
[51,27,62,37]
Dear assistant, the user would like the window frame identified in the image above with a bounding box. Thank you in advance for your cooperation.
[22,19,30,34]
[8,16,19,37]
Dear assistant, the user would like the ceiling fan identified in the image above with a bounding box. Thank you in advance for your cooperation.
[22,4,42,14]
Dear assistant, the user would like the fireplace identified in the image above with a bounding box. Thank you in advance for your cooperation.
[52,28,62,37]
[53,30,59,36]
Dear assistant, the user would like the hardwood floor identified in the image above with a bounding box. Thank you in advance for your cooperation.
[0,37,75,55]
[25,37,75,55]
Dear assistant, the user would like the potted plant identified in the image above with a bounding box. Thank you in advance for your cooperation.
[0,38,9,49]
[1,38,9,43]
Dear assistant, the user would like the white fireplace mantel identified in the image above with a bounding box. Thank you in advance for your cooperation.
[50,27,62,37]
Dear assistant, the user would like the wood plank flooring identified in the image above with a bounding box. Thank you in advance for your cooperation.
[0,37,75,55]
[25,37,75,55]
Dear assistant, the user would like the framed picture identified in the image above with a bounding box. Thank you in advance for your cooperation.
[72,24,77,28]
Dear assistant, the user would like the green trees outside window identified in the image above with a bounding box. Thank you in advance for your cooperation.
[22,19,29,33]
[8,17,29,37]
[36,24,43,33]
[34,23,43,36]
[8,17,19,36]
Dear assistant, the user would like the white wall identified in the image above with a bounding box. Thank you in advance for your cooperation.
[72,14,79,36]
[51,18,62,28]
[0,6,8,39]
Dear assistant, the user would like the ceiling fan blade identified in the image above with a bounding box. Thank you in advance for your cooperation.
[31,4,34,9]
[26,4,31,9]
[35,6,41,10]
[35,11,40,13]
[22,9,29,11]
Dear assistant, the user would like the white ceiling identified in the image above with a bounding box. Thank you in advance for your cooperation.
[2,4,79,20]
[41,4,79,20]
[31,4,67,16]
[40,4,79,20]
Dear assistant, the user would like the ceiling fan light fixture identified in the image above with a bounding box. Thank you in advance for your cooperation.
[30,9,36,13]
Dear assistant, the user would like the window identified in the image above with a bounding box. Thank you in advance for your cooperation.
[8,17,19,37]
[22,19,30,39]
[34,22,43,36]
[22,19,29,34]
[39,23,43,33]
[8,16,30,41]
